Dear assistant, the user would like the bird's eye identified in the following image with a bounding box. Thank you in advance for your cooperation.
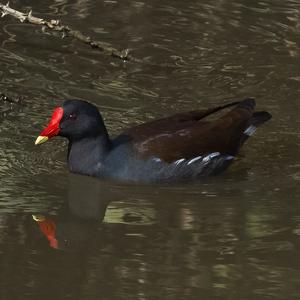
[68,113,77,120]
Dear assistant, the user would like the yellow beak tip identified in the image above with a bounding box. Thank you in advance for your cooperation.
[35,136,49,145]
[32,214,46,222]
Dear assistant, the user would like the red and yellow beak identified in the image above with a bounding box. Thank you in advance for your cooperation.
[32,215,58,249]
[35,107,64,145]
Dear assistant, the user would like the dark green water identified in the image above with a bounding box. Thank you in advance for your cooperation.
[0,0,300,299]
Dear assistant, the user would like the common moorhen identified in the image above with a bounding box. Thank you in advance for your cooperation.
[35,98,271,182]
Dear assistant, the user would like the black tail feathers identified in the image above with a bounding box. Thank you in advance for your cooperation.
[236,98,272,125]
[240,109,272,144]
[250,111,272,127]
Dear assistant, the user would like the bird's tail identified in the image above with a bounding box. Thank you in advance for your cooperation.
[241,109,272,144]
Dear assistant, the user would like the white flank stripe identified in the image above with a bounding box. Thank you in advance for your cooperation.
[174,158,185,165]
[203,152,220,163]
[225,155,235,160]
[187,156,202,165]
[152,157,162,162]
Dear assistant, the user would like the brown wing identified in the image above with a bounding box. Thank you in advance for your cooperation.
[117,100,254,162]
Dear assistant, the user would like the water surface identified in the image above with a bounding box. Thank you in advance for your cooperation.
[0,0,300,299]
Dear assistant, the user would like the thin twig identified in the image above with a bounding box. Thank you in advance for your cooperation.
[0,2,142,62]
[0,93,24,105]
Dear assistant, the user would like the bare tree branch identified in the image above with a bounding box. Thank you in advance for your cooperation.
[0,93,23,105]
[0,2,142,62]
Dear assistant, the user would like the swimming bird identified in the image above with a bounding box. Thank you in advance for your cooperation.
[35,98,271,182]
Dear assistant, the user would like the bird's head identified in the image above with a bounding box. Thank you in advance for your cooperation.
[35,99,107,144]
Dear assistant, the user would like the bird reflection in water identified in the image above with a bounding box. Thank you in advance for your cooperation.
[32,174,115,250]
[32,174,155,250]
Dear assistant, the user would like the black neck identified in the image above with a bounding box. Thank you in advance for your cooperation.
[67,133,112,176]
